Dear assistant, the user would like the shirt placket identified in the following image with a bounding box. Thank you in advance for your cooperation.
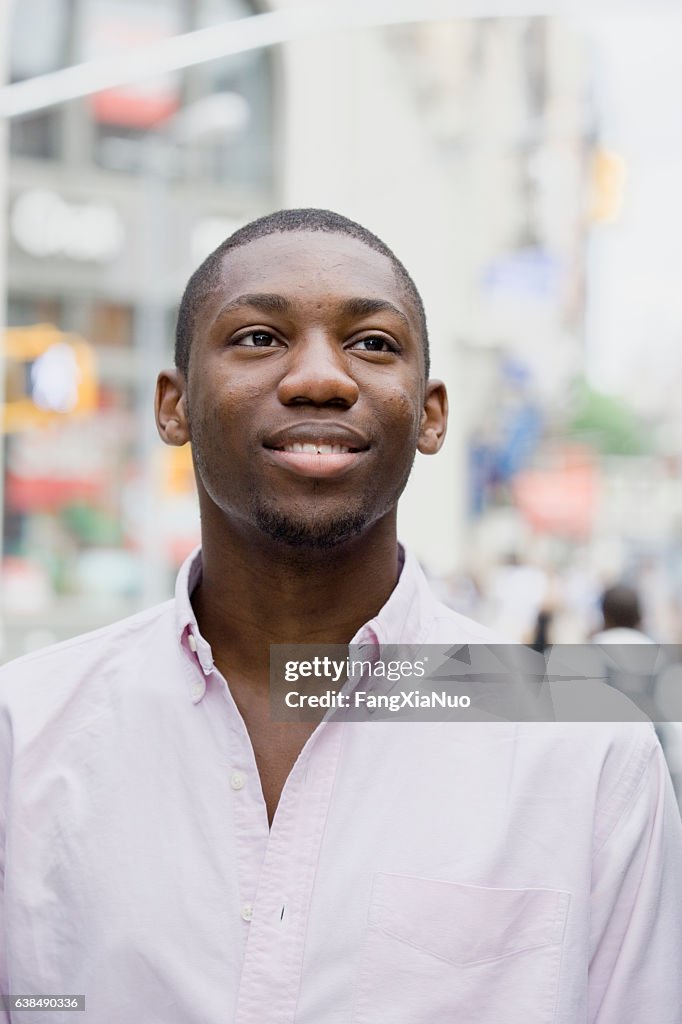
[223,693,271,935]
[233,720,345,1024]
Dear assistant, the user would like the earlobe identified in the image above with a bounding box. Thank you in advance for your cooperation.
[417,379,448,456]
[155,369,190,447]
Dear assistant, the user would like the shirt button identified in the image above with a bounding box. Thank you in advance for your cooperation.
[192,683,204,699]
[230,771,245,791]
[241,902,254,922]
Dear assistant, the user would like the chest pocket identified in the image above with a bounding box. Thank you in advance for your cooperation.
[352,872,570,1024]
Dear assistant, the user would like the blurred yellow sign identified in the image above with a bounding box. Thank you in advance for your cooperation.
[2,324,97,432]
[162,443,195,496]
[590,149,627,224]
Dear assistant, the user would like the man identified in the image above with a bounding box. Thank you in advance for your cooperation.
[1,209,681,1023]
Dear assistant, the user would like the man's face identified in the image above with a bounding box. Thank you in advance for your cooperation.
[159,231,447,549]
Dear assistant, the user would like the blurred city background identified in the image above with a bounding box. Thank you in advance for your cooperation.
[2,0,682,795]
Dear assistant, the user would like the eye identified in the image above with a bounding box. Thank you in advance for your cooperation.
[235,331,284,348]
[350,336,398,354]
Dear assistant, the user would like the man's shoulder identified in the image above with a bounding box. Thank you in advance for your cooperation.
[424,599,503,644]
[398,549,501,646]
[0,599,176,698]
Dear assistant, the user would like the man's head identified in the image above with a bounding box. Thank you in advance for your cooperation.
[156,209,447,551]
[601,584,643,631]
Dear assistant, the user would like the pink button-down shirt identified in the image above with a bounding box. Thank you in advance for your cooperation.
[1,546,681,1023]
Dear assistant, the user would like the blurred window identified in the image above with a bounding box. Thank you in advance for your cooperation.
[10,0,70,79]
[7,297,64,328]
[84,0,273,186]
[82,0,185,172]
[187,0,273,188]
[84,304,137,390]
[87,304,134,348]
[9,0,70,159]
[9,113,60,161]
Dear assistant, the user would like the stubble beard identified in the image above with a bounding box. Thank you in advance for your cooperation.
[247,445,418,549]
[248,496,377,550]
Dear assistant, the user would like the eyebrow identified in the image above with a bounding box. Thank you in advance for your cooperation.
[213,293,411,327]
[336,297,410,327]
[214,293,292,318]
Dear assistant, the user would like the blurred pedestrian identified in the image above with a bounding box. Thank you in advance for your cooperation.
[530,608,554,653]
[592,583,655,644]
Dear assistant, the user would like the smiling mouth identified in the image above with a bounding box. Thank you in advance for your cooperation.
[264,441,368,479]
[277,442,362,455]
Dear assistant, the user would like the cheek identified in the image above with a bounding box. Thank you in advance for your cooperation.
[190,373,261,430]
[373,387,423,439]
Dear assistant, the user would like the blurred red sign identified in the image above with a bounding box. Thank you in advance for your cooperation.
[513,458,597,538]
[5,418,109,510]
[92,91,178,129]
[6,473,104,511]
[83,1,181,128]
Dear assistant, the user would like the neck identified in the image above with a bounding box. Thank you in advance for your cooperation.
[191,510,401,680]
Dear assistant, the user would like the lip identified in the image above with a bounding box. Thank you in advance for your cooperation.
[263,421,370,453]
[263,447,368,480]
[262,421,370,479]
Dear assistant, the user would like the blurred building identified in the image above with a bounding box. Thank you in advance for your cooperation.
[385,17,596,570]
[4,0,276,657]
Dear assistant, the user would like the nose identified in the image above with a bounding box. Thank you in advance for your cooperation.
[277,333,360,408]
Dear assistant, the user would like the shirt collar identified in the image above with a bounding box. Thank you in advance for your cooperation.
[349,545,437,648]
[175,546,214,679]
[174,543,440,699]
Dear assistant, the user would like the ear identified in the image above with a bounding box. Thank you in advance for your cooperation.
[155,369,190,447]
[417,379,448,455]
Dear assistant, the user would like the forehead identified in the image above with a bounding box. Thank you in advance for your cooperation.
[205,230,418,326]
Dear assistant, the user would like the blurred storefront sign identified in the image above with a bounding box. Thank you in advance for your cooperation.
[10,189,125,263]
[3,324,97,432]
[7,174,252,302]
[6,473,103,510]
[512,449,598,538]
[5,423,108,511]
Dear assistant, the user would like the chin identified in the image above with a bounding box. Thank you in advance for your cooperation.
[252,504,374,550]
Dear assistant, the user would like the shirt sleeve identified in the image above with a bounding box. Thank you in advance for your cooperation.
[588,733,682,1023]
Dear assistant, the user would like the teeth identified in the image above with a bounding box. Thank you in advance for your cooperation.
[283,443,351,454]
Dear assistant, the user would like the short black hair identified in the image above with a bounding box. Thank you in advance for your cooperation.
[175,208,430,378]
[601,584,642,630]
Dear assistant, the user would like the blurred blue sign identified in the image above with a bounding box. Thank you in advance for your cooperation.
[481,247,562,303]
